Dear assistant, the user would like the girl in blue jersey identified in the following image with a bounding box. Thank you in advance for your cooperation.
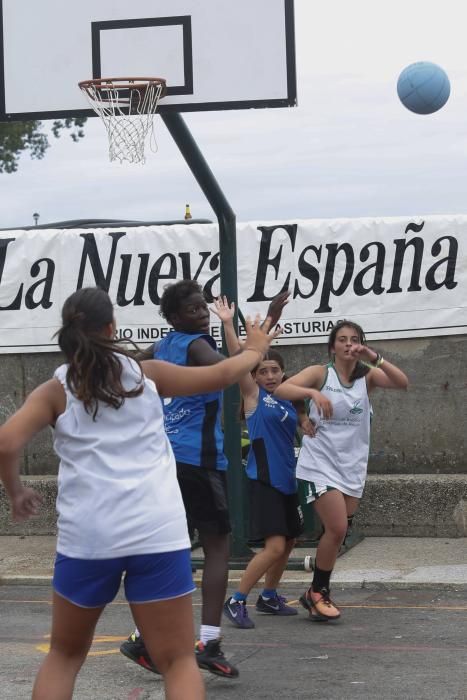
[274,320,408,622]
[212,297,329,629]
[0,287,278,700]
[122,280,288,676]
[121,279,236,677]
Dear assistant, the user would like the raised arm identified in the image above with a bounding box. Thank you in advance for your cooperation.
[266,290,290,327]
[143,315,280,398]
[211,296,258,402]
[350,345,409,391]
[211,290,291,358]
[367,361,408,391]
[274,365,333,418]
[211,296,242,356]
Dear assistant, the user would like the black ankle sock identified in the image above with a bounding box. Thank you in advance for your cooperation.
[312,565,332,593]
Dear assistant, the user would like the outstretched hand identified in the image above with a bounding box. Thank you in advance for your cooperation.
[266,290,291,327]
[244,314,282,358]
[11,486,43,522]
[211,296,235,323]
[211,292,289,329]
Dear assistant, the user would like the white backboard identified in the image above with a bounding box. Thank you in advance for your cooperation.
[0,0,296,120]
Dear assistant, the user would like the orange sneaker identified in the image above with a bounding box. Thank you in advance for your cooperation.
[299,587,341,621]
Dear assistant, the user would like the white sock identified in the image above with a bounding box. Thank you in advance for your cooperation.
[133,628,140,638]
[200,624,221,644]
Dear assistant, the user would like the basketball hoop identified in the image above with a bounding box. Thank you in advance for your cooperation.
[78,77,166,164]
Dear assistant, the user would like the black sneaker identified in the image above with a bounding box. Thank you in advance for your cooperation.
[120,632,160,674]
[255,594,298,616]
[195,639,239,679]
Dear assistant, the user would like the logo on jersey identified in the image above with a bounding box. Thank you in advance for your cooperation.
[325,384,343,393]
[163,406,192,434]
[262,393,290,422]
[349,400,363,415]
[263,394,278,407]
[165,407,192,422]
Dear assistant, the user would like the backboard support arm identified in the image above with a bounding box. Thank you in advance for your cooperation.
[160,112,252,560]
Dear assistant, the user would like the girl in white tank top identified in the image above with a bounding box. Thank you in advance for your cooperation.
[0,286,278,700]
[297,362,371,498]
[274,320,408,622]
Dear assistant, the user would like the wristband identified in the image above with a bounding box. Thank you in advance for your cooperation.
[373,352,384,368]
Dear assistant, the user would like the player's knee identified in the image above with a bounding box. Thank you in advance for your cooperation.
[49,636,89,662]
[149,646,194,675]
[265,537,287,559]
[202,533,230,560]
[327,523,347,545]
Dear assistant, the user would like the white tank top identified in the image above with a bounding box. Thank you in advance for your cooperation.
[296,365,371,498]
[53,356,190,559]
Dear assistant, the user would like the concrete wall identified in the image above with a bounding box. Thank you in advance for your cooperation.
[1,335,466,537]
[280,334,467,474]
[3,474,467,537]
[0,352,62,475]
[0,333,466,475]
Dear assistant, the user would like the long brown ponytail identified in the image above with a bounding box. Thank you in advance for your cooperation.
[56,287,143,418]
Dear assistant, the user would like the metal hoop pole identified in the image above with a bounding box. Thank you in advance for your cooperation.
[161,112,251,561]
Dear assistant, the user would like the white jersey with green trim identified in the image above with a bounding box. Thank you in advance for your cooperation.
[296,364,371,498]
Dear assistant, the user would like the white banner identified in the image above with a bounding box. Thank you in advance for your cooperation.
[0,214,465,353]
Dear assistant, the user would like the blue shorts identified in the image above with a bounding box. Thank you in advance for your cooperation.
[53,549,195,609]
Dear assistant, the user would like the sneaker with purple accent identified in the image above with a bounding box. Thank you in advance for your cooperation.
[255,594,298,616]
[223,597,255,628]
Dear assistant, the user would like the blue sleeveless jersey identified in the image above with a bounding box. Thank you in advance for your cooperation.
[245,387,297,494]
[155,332,227,470]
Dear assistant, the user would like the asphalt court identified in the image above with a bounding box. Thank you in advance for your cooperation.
[1,585,467,699]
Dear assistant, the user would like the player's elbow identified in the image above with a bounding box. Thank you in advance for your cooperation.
[399,373,409,390]
[393,375,409,390]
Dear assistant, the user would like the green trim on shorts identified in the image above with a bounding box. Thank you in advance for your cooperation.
[302,480,336,504]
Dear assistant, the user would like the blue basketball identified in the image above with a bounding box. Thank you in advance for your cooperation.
[397,62,450,115]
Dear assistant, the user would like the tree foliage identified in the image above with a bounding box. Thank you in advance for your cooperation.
[0,118,86,173]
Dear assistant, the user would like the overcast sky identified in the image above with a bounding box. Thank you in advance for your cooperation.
[1,0,467,229]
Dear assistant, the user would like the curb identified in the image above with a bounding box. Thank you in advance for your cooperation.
[0,575,53,586]
[332,580,467,591]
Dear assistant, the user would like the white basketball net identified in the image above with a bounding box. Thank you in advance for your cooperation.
[79,78,165,164]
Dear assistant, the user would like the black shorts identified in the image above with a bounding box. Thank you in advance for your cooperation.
[176,462,231,537]
[248,479,304,542]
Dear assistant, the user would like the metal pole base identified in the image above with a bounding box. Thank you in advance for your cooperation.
[285,530,364,572]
